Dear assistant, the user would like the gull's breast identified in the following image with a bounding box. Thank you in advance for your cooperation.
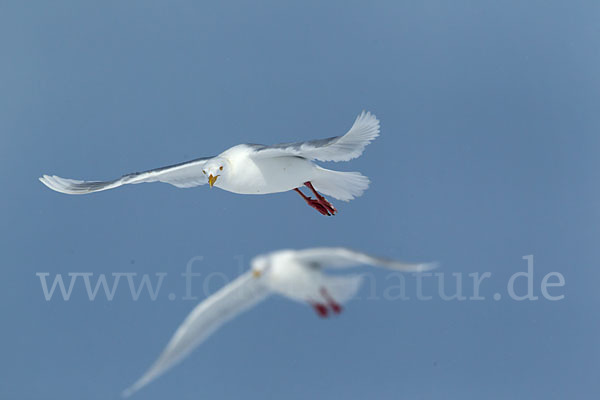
[219,155,317,195]
[266,260,321,302]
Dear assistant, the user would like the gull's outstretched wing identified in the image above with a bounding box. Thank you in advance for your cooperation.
[292,247,437,272]
[122,271,270,398]
[39,156,214,194]
[250,111,379,162]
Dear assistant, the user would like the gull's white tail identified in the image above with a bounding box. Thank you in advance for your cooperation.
[321,274,364,304]
[311,166,370,201]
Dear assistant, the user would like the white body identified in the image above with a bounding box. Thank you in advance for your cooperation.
[262,250,325,301]
[216,145,318,194]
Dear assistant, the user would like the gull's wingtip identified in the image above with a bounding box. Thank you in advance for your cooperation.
[388,261,440,272]
[417,262,439,272]
[38,174,118,194]
[121,386,135,398]
[39,174,66,193]
[356,110,380,130]
[120,369,156,398]
[39,174,54,190]
[121,379,145,398]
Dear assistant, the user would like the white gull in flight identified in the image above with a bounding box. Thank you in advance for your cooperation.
[121,247,436,397]
[40,111,380,215]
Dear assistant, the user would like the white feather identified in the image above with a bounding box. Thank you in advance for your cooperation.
[122,272,269,397]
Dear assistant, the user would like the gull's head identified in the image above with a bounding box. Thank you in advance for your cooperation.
[202,159,227,188]
[251,256,270,279]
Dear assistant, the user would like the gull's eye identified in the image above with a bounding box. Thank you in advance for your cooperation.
[202,170,206,175]
[219,166,223,171]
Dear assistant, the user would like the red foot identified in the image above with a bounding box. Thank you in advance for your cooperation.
[320,288,343,314]
[306,198,330,216]
[293,182,337,216]
[305,182,337,215]
[329,302,343,314]
[311,302,329,318]
[294,188,333,216]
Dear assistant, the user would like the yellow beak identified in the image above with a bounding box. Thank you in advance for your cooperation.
[208,174,218,187]
[252,270,262,278]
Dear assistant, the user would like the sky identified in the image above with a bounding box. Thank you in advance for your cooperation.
[1,1,599,399]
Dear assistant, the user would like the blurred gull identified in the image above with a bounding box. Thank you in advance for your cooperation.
[121,247,436,397]
[123,247,436,397]
[40,111,380,215]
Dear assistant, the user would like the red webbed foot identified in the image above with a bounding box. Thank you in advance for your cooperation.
[304,182,337,215]
[310,302,329,318]
[320,287,343,314]
[294,188,333,216]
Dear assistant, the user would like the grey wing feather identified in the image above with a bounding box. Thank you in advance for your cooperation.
[39,156,214,195]
[250,111,379,162]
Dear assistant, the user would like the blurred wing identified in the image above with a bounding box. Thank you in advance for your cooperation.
[39,156,214,194]
[122,271,270,398]
[293,247,437,272]
[250,111,379,162]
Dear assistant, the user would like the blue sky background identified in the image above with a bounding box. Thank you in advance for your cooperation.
[1,1,599,399]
